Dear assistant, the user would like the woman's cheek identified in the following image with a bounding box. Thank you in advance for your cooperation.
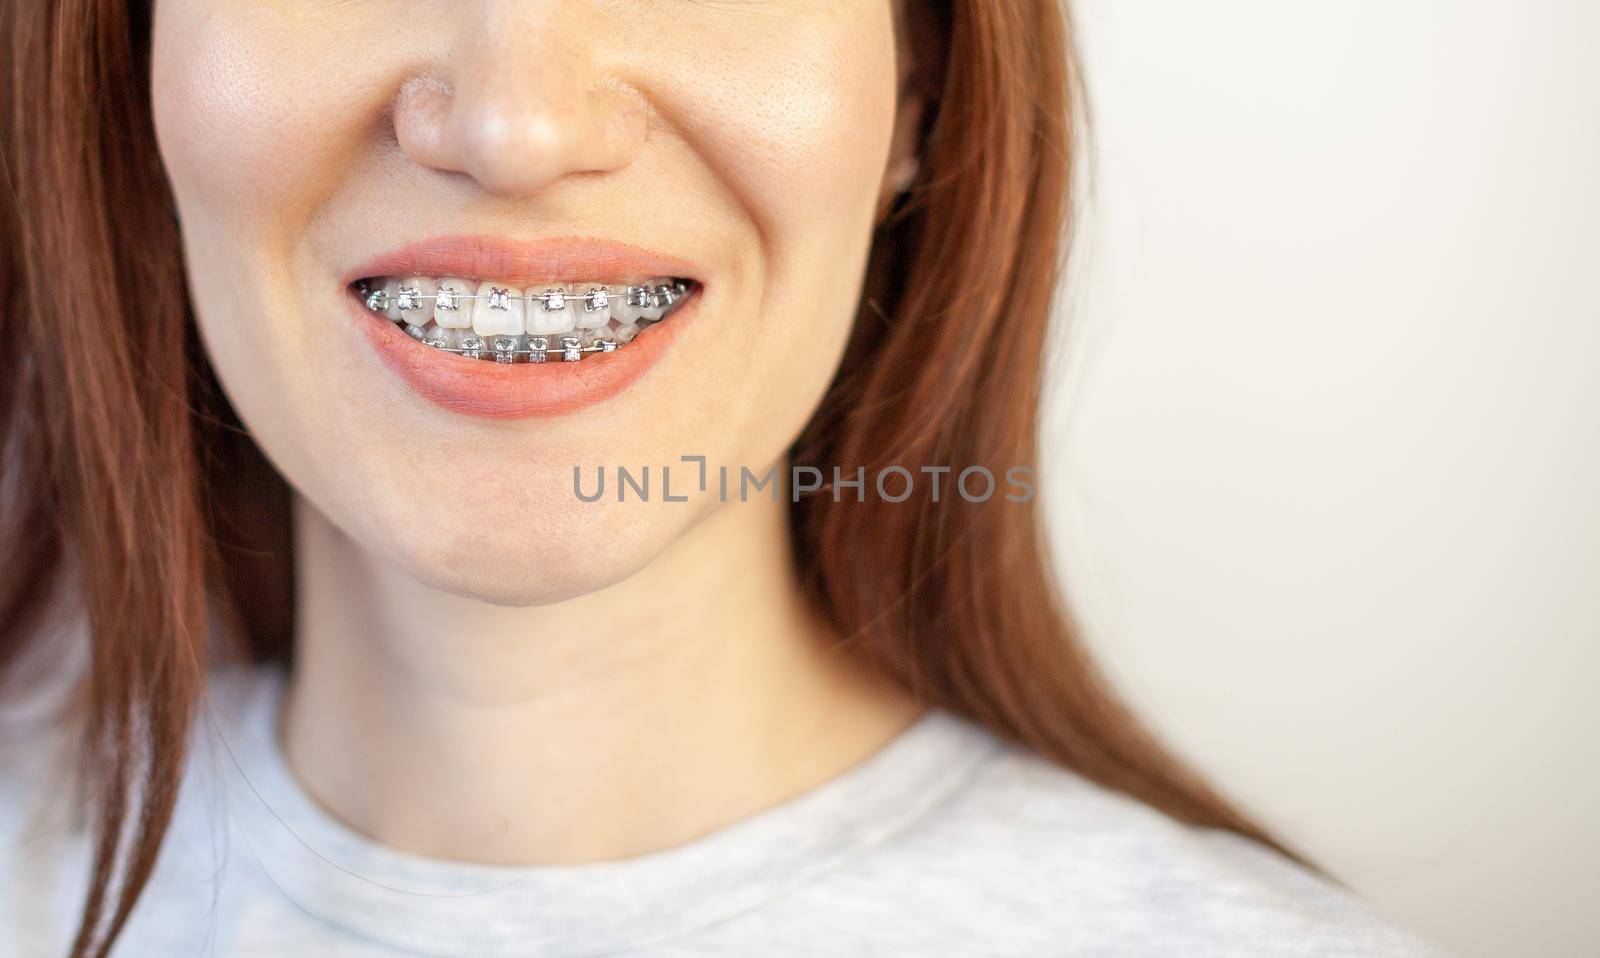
[657,5,899,249]
[151,0,377,232]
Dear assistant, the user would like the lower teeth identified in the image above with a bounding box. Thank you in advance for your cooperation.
[405,323,642,363]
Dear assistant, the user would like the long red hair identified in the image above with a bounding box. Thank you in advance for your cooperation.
[0,1,1292,954]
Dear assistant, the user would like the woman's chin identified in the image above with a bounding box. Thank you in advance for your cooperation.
[371,509,678,609]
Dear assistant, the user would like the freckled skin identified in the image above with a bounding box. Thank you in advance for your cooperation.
[151,0,906,603]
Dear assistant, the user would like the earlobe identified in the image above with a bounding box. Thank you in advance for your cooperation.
[874,89,927,224]
[873,150,920,226]
[876,154,919,221]
[886,155,920,195]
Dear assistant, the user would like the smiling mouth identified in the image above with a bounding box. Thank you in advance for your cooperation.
[352,275,696,363]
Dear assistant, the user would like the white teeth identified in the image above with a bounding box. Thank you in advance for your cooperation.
[613,286,645,324]
[637,285,667,322]
[472,282,525,337]
[377,277,402,321]
[359,276,687,362]
[574,286,611,329]
[431,278,472,328]
[420,324,461,349]
[525,285,576,336]
[397,276,435,328]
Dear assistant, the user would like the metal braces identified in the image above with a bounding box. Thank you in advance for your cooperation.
[403,325,621,363]
[362,279,690,316]
[356,278,690,363]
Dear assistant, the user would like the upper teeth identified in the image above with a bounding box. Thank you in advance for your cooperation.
[363,278,684,327]
[358,276,690,360]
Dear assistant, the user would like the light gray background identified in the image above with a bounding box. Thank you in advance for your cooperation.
[1043,2,1599,956]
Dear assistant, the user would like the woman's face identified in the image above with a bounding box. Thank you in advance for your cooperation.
[151,0,908,604]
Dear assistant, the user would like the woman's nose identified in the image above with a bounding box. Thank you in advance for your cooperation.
[391,7,646,197]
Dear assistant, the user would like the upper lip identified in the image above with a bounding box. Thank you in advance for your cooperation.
[344,235,704,287]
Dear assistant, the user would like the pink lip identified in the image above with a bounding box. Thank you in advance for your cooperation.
[346,235,701,420]
[345,234,703,286]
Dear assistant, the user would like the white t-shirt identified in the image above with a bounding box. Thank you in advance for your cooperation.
[2,665,1450,957]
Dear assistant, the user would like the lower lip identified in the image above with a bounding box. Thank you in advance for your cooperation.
[350,294,694,419]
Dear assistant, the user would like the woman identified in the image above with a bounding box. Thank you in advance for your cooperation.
[0,0,1448,956]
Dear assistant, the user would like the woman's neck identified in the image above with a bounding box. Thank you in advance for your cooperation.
[282,489,923,865]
